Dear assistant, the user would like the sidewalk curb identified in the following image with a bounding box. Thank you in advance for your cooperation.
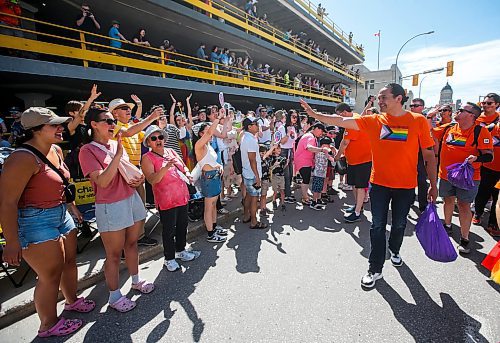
[0,206,244,329]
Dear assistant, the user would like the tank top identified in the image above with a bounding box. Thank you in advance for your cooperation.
[198,144,220,169]
[16,145,69,209]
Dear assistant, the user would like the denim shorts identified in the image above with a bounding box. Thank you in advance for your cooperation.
[311,176,325,193]
[95,192,147,232]
[243,177,262,197]
[200,170,222,198]
[18,204,76,249]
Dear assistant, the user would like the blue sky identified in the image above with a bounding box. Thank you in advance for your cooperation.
[322,0,500,105]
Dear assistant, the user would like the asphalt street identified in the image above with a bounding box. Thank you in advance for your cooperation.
[2,189,499,342]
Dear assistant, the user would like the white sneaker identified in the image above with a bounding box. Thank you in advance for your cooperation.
[389,250,403,267]
[207,232,227,243]
[338,182,345,189]
[175,250,200,262]
[361,271,383,288]
[342,185,353,191]
[218,208,230,214]
[164,259,180,272]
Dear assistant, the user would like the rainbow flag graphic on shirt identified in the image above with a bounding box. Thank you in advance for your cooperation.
[446,134,467,146]
[380,125,408,141]
[493,136,500,147]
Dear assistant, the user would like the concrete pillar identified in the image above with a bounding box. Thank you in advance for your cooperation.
[15,93,52,107]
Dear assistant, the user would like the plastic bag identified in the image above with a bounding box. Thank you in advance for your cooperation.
[446,160,475,190]
[491,260,500,285]
[481,241,500,271]
[415,203,458,262]
[335,157,347,175]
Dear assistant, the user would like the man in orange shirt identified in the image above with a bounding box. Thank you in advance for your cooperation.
[433,103,493,253]
[334,103,372,223]
[300,83,437,288]
[473,93,500,237]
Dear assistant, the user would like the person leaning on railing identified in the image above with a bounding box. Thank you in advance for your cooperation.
[0,0,23,38]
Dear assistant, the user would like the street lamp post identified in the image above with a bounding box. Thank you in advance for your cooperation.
[418,75,428,98]
[394,31,435,83]
[418,67,444,98]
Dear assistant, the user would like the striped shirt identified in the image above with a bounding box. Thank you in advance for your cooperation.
[113,121,145,166]
[162,124,182,156]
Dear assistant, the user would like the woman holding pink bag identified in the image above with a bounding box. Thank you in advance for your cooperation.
[79,109,154,313]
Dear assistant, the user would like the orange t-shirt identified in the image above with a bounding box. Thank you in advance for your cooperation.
[344,116,372,165]
[355,111,434,189]
[476,112,500,171]
[496,180,500,190]
[433,124,493,181]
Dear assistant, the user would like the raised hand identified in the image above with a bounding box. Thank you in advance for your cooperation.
[170,94,176,103]
[299,98,313,115]
[218,107,226,120]
[90,84,101,101]
[130,94,142,105]
[186,93,192,101]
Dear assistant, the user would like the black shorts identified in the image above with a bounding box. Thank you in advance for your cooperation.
[347,161,372,188]
[299,167,312,184]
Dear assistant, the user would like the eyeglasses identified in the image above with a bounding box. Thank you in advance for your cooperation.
[409,104,423,108]
[482,101,495,106]
[149,135,164,141]
[97,118,117,125]
[457,108,475,115]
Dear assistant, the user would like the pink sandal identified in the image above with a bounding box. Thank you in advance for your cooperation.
[38,317,82,338]
[131,280,155,294]
[109,296,136,313]
[64,297,96,313]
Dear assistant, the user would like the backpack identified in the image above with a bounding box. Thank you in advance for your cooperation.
[437,123,483,167]
[232,147,242,175]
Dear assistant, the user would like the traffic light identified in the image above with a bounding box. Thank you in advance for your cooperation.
[412,74,419,86]
[446,61,454,77]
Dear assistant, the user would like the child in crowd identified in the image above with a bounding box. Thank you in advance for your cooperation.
[310,137,336,210]
[269,144,287,211]
[259,144,275,216]
[323,126,339,199]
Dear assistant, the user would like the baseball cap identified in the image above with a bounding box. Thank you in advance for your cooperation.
[8,106,22,115]
[108,98,135,112]
[243,117,259,130]
[143,125,163,147]
[111,20,120,25]
[21,107,72,129]
[311,122,326,132]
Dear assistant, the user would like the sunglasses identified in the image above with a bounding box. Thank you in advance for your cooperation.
[116,106,130,111]
[409,104,423,108]
[482,101,495,106]
[149,135,165,141]
[97,118,117,125]
[457,108,475,115]
[291,115,298,118]
[439,109,450,113]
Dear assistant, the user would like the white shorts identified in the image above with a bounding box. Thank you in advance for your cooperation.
[95,192,147,232]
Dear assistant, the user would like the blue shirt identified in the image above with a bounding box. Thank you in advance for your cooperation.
[196,47,206,60]
[109,26,122,48]
[210,51,221,63]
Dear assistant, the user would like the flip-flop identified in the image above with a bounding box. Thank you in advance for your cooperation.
[64,297,96,313]
[38,317,83,338]
[250,222,268,229]
[131,280,155,294]
[109,296,136,313]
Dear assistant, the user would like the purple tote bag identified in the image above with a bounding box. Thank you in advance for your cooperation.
[446,161,475,190]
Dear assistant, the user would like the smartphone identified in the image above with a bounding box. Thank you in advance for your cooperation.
[252,183,261,190]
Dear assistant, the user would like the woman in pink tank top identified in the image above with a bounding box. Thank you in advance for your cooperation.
[0,107,94,337]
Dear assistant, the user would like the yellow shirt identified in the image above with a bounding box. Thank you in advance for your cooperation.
[113,121,145,166]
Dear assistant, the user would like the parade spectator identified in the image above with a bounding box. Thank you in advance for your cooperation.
[8,106,23,147]
[196,43,208,60]
[283,70,291,87]
[0,0,22,37]
[75,2,100,34]
[169,94,195,170]
[257,107,272,144]
[275,110,298,203]
[210,46,221,72]
[294,122,328,205]
[193,115,228,243]
[300,83,438,288]
[258,144,276,216]
[310,136,335,210]
[410,98,429,213]
[153,105,181,157]
[141,125,200,272]
[334,103,372,222]
[79,109,155,313]
[269,144,287,211]
[473,92,500,237]
[432,103,493,253]
[0,107,95,337]
[108,20,128,49]
[241,117,267,229]
[132,29,151,47]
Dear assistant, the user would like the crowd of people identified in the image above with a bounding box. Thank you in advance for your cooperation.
[1,80,499,337]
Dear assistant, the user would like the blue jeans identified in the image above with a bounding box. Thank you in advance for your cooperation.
[369,184,415,273]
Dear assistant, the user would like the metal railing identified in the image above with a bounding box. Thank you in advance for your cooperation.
[0,13,343,102]
[182,0,362,83]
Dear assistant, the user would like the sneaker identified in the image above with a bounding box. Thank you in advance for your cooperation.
[345,205,363,214]
[317,199,327,206]
[344,212,361,223]
[472,215,481,225]
[284,197,296,204]
[309,202,325,211]
[342,184,353,191]
[302,199,312,206]
[458,238,470,254]
[164,259,180,272]
[327,187,339,195]
[217,208,230,215]
[361,271,383,288]
[175,250,199,262]
[207,232,227,243]
[389,250,403,267]
[443,223,453,234]
[138,236,158,246]
[281,204,286,211]
[272,201,278,210]
[215,225,228,236]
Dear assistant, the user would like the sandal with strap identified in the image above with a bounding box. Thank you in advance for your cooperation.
[64,297,96,313]
[131,280,155,294]
[250,222,268,229]
[38,317,83,338]
[109,296,136,313]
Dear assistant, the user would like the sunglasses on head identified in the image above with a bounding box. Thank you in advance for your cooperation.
[409,104,422,108]
[150,135,164,141]
[482,101,495,106]
[97,118,117,125]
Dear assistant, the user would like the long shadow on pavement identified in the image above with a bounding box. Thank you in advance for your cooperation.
[376,264,488,343]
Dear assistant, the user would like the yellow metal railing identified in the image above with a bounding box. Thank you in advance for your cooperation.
[0,13,343,102]
[292,0,364,56]
[182,0,363,83]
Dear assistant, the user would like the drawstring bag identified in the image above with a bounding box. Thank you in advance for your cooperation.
[491,260,500,285]
[481,241,500,271]
[415,203,458,262]
[446,160,475,190]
